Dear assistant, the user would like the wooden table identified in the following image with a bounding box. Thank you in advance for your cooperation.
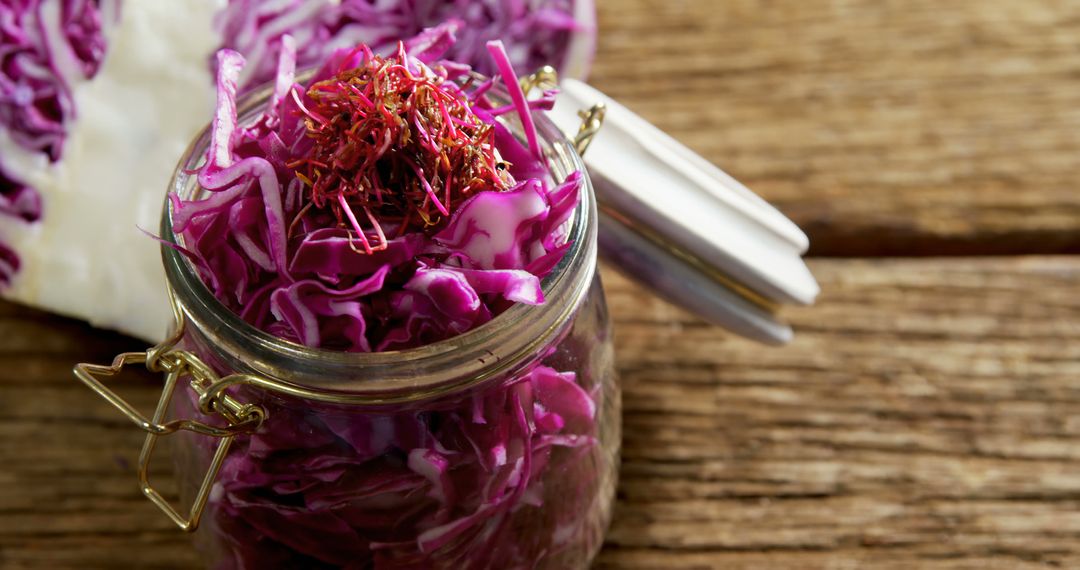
[2,1,1079,568]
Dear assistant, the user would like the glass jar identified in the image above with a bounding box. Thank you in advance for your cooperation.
[112,82,620,570]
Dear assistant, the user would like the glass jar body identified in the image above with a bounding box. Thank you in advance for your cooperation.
[158,72,617,568]
[170,274,619,569]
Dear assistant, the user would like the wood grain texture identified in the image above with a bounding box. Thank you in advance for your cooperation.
[596,258,1080,568]
[2,259,1078,568]
[589,0,1080,255]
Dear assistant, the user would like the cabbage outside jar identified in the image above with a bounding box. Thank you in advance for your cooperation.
[75,82,619,569]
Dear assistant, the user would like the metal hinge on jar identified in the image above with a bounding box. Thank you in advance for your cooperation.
[521,65,607,157]
[547,76,820,344]
[73,291,266,532]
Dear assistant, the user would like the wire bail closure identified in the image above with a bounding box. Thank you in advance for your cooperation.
[521,66,605,157]
[72,69,603,533]
[73,291,266,532]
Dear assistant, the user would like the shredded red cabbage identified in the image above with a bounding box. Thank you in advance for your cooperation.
[185,357,607,568]
[214,0,594,90]
[174,26,581,351]
[174,26,608,569]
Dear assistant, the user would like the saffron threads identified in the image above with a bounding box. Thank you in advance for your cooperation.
[289,48,512,254]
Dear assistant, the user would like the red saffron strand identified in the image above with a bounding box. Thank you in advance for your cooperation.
[289,46,509,250]
[338,192,374,254]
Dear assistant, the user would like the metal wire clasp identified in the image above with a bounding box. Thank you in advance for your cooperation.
[73,294,266,532]
[573,103,606,156]
[521,67,606,157]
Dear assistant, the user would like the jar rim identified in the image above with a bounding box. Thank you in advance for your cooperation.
[160,73,598,403]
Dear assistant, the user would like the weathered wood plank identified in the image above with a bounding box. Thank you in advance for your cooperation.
[1,258,1078,568]
[595,257,1080,568]
[589,0,1080,255]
